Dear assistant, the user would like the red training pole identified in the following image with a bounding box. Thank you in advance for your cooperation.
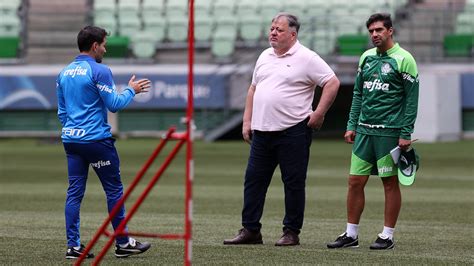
[185,0,194,265]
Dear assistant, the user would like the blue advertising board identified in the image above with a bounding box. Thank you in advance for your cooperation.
[0,71,229,110]
[461,73,474,108]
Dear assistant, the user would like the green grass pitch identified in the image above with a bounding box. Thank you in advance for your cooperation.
[0,138,473,265]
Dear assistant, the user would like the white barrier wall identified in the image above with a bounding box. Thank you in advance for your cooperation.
[413,64,468,142]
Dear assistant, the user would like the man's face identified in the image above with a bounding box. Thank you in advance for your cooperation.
[268,17,296,53]
[367,21,392,48]
[93,38,107,63]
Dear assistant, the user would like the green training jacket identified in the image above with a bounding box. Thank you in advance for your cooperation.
[347,43,419,140]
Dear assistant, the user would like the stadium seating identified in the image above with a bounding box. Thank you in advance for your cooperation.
[212,16,237,58]
[142,16,166,43]
[337,34,369,56]
[0,14,20,37]
[166,0,187,16]
[236,0,259,17]
[443,34,473,57]
[84,0,472,61]
[0,0,21,19]
[131,31,156,58]
[455,12,474,34]
[259,0,282,21]
[195,0,212,16]
[313,29,336,55]
[282,0,307,18]
[0,36,19,57]
[118,15,141,38]
[0,0,22,58]
[95,15,118,36]
[166,15,188,42]
[442,7,474,57]
[142,0,164,16]
[105,35,130,57]
[117,0,140,18]
[212,0,235,19]
[195,16,214,42]
[239,15,262,43]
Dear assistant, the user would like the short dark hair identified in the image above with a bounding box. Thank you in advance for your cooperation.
[272,12,300,33]
[77,26,108,52]
[366,13,393,30]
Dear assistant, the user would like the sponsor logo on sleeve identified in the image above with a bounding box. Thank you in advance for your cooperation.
[96,83,113,93]
[402,73,415,83]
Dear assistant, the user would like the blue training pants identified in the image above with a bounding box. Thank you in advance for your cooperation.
[63,138,129,247]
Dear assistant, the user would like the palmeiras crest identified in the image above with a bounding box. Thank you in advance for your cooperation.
[381,63,392,75]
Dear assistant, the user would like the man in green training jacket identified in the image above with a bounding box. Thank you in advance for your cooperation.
[327,13,419,250]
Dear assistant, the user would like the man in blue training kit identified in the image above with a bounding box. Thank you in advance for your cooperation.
[57,26,152,259]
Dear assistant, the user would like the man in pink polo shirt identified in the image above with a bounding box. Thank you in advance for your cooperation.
[224,12,340,246]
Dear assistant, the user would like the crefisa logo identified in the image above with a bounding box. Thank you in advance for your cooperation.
[90,160,111,169]
[363,79,390,92]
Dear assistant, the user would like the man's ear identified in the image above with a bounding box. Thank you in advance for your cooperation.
[91,42,99,52]
[388,27,394,37]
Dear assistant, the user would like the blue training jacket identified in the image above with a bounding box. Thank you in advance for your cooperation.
[57,54,135,143]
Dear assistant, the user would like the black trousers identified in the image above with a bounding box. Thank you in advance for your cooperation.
[241,118,312,234]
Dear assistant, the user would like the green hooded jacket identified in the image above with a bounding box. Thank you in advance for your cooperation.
[347,43,419,140]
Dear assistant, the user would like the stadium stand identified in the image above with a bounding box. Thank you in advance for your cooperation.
[442,1,474,57]
[26,0,88,63]
[50,0,464,62]
[2,0,473,63]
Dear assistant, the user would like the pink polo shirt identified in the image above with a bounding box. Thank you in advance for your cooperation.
[251,41,335,131]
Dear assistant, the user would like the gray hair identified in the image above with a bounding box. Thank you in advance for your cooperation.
[272,12,300,33]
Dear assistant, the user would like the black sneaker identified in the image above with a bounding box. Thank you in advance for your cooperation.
[65,244,95,259]
[327,232,359,248]
[115,238,151,258]
[370,235,395,250]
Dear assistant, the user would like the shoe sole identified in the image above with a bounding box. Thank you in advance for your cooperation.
[115,246,151,258]
[275,242,300,246]
[66,255,94,259]
[370,244,395,250]
[327,240,359,249]
[327,245,359,249]
[223,240,263,245]
[115,250,148,258]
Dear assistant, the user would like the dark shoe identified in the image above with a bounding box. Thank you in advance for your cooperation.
[115,238,151,258]
[65,244,95,259]
[370,235,394,250]
[275,229,300,246]
[223,228,263,245]
[327,232,359,249]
